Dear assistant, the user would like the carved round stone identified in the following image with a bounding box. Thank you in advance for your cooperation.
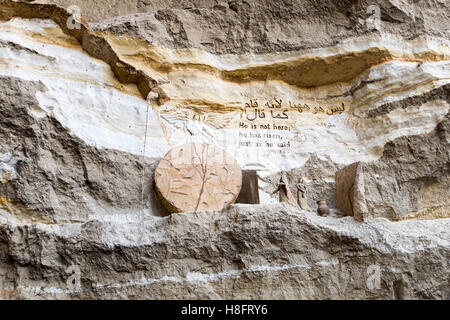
[154,142,242,213]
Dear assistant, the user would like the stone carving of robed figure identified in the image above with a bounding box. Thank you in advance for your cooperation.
[296,178,309,210]
[272,172,299,208]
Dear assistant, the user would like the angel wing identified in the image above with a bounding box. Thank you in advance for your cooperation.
[201,111,240,129]
[160,113,189,131]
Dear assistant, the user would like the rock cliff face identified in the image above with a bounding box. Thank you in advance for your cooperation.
[336,109,449,221]
[0,0,448,299]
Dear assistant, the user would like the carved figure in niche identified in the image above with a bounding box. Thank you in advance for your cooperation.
[296,178,309,210]
[272,171,298,208]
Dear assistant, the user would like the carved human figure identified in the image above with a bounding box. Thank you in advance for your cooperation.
[272,172,298,208]
[296,178,309,210]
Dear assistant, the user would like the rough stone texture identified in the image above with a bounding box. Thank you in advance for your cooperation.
[0,75,166,223]
[0,0,448,300]
[336,111,450,221]
[367,83,450,118]
[43,0,450,54]
[0,204,448,299]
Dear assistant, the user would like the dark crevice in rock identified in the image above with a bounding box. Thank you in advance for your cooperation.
[0,39,43,56]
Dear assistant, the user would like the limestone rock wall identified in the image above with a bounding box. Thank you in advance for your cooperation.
[337,110,450,221]
[0,0,448,299]
[1,205,449,299]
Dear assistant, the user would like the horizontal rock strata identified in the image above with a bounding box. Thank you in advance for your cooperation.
[1,204,449,299]
[0,0,448,299]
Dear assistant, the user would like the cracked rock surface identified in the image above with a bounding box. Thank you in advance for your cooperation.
[0,204,449,299]
[0,0,448,299]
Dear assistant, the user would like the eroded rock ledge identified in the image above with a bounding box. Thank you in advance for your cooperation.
[0,204,448,299]
[0,0,167,103]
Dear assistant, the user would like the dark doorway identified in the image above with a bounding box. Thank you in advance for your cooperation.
[236,170,260,204]
[393,280,405,300]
